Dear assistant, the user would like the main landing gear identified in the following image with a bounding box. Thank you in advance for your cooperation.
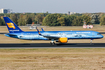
[50,39,55,45]
[90,39,93,44]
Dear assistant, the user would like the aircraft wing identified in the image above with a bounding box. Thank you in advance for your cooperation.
[36,28,60,39]
[42,35,60,39]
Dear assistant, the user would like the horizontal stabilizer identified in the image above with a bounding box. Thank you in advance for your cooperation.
[41,28,45,31]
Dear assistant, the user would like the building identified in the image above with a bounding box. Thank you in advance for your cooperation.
[68,11,70,15]
[0,8,12,13]
[70,12,76,15]
[67,11,76,15]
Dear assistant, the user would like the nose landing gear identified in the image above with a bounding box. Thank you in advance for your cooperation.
[90,39,93,44]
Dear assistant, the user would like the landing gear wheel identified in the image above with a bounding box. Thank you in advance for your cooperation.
[90,39,93,45]
[50,42,55,45]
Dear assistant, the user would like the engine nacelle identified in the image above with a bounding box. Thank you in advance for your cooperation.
[58,37,68,43]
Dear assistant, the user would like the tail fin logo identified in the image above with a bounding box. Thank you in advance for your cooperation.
[7,23,15,29]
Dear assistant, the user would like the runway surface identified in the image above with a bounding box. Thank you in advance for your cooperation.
[0,43,105,48]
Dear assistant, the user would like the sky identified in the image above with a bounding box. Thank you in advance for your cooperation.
[0,0,105,13]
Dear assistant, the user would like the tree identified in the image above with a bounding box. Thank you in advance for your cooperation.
[0,18,5,26]
[18,14,30,26]
[10,14,18,25]
[26,17,32,24]
[17,14,23,26]
[91,14,100,24]
[64,15,76,26]
[35,14,43,24]
[100,16,105,26]
[30,13,36,23]
[72,16,83,26]
[57,17,65,26]
[42,14,61,26]
[82,14,92,25]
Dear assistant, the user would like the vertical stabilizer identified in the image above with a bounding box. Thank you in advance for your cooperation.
[3,17,23,33]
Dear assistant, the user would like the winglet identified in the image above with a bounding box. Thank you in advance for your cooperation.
[41,28,45,31]
[36,28,42,35]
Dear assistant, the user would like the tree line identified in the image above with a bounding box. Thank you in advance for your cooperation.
[0,13,49,26]
[0,12,105,26]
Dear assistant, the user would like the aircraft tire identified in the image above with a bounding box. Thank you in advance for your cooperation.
[50,42,55,45]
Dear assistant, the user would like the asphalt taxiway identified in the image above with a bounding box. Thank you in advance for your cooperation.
[0,43,105,48]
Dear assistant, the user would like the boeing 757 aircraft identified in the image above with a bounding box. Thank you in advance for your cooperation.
[3,17,103,45]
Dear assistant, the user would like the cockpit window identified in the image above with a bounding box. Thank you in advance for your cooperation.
[97,33,101,35]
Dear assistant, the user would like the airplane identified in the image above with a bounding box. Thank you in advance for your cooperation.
[3,17,104,45]
[29,22,37,30]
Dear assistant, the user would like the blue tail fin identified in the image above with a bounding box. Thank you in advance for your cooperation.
[3,17,23,33]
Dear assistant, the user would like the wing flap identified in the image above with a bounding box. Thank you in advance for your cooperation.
[43,35,60,39]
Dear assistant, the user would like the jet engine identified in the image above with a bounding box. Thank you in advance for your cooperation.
[58,37,68,43]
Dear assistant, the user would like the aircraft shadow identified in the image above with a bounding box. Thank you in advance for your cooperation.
[100,32,105,34]
[0,33,7,34]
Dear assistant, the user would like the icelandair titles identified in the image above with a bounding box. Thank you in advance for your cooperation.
[9,30,19,31]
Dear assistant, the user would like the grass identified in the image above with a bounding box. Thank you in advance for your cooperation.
[1,48,105,52]
[0,48,105,70]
